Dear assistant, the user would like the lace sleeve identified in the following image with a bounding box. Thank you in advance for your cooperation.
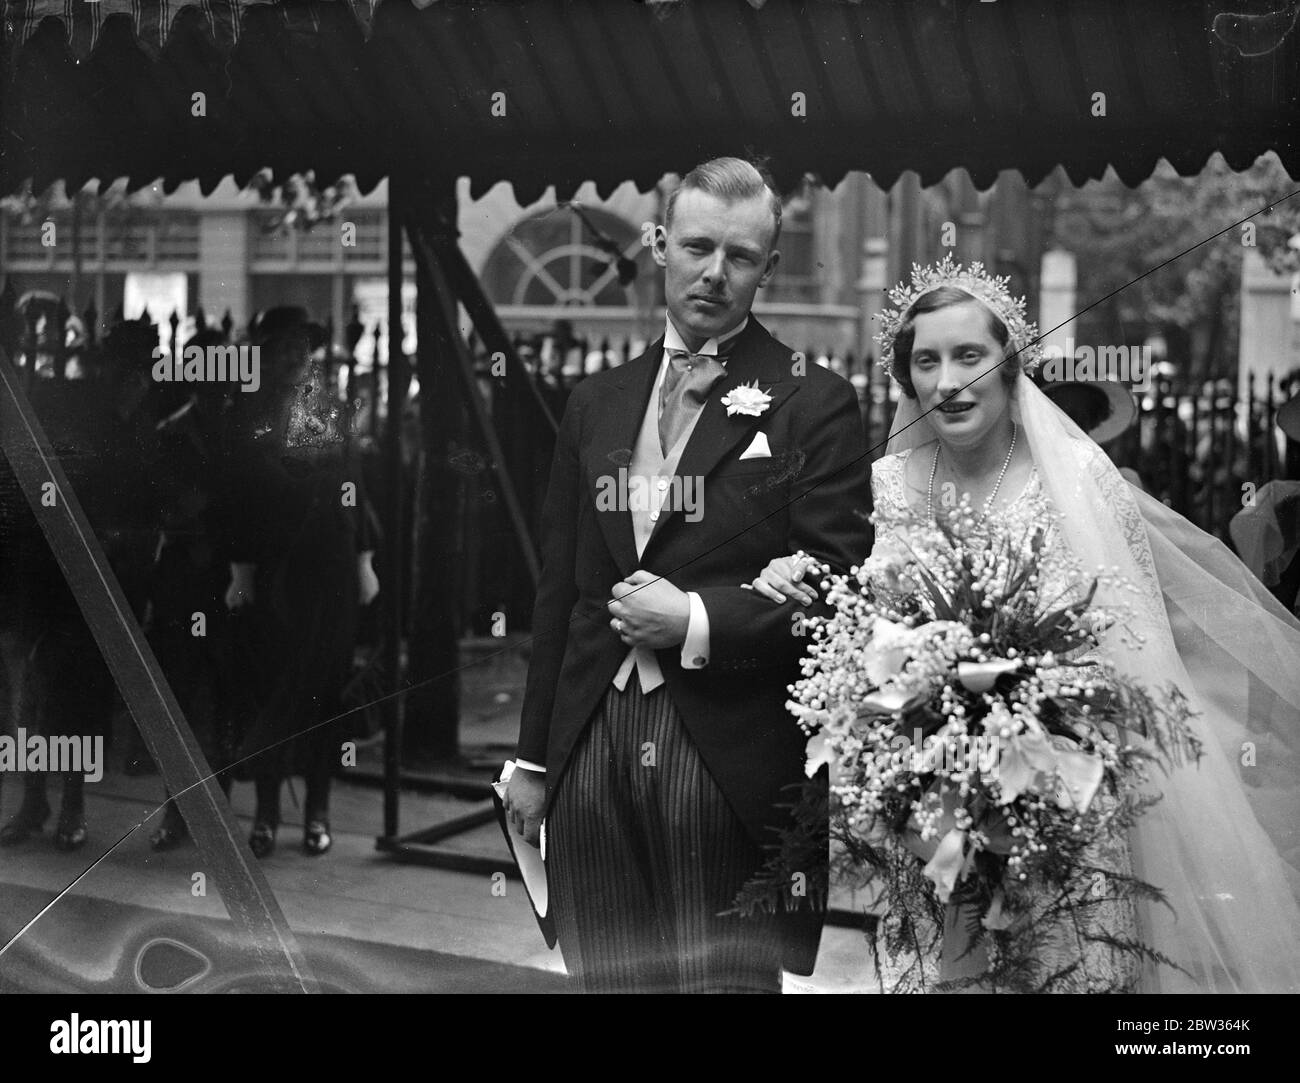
[870,451,908,522]
[869,455,887,510]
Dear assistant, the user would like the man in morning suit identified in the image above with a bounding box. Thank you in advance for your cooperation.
[503,157,873,992]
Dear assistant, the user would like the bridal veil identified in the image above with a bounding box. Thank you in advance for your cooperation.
[883,376,1300,992]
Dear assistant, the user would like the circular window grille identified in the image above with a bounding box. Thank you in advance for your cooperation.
[481,206,650,308]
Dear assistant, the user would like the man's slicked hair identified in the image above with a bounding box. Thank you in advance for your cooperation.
[664,156,783,249]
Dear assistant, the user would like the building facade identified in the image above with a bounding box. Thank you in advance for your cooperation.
[2,168,1057,376]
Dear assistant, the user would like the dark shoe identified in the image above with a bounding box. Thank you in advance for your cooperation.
[53,812,88,852]
[0,802,52,846]
[249,822,276,858]
[303,819,332,856]
[149,821,189,852]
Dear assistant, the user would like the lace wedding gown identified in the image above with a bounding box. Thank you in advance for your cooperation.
[866,444,1140,992]
[856,302,1300,992]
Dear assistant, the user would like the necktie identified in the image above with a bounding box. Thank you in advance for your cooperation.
[658,348,727,456]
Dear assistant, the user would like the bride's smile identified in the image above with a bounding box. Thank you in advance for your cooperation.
[909,300,1012,452]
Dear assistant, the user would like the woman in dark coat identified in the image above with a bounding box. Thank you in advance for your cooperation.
[144,331,245,851]
[216,308,377,856]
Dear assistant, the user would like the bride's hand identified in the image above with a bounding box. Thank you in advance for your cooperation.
[743,551,821,606]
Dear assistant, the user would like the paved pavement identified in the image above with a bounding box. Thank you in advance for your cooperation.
[0,641,876,993]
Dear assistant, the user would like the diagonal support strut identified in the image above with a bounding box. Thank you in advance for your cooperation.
[0,347,317,992]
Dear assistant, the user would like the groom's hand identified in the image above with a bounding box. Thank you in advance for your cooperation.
[503,768,546,848]
[608,570,690,648]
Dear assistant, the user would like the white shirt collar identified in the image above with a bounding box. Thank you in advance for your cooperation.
[662,314,749,358]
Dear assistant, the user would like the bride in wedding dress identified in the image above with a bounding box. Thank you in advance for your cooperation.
[751,258,1300,992]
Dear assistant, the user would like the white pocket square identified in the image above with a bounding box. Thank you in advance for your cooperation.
[739,432,772,460]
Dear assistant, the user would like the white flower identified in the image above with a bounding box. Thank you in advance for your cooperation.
[923,827,969,903]
[995,713,1104,813]
[720,380,772,417]
[803,731,833,778]
[957,657,1021,693]
[996,723,1057,806]
[1050,745,1105,813]
[859,687,921,715]
[863,617,918,685]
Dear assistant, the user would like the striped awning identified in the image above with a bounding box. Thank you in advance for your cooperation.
[3,0,1298,200]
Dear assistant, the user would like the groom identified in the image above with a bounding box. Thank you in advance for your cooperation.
[503,157,872,992]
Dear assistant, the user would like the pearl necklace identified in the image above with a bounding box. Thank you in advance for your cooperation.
[927,420,1017,523]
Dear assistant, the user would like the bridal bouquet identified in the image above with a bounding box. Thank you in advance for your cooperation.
[784,503,1201,992]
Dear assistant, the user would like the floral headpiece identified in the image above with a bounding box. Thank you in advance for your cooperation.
[873,254,1044,374]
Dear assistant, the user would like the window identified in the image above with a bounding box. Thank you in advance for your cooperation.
[2,213,52,262]
[250,209,386,268]
[250,219,292,263]
[480,206,651,308]
[296,223,341,264]
[102,212,152,262]
[342,211,386,264]
[1,206,198,267]
[154,214,199,262]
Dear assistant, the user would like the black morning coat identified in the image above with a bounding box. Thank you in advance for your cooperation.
[517,317,874,974]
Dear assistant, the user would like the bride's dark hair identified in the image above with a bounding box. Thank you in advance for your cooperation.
[889,286,1019,399]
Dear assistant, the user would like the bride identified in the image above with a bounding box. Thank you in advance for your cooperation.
[749,258,1300,992]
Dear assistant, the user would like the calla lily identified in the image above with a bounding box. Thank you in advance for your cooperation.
[1051,747,1104,812]
[858,686,922,716]
[906,784,1014,892]
[803,731,833,779]
[864,617,920,685]
[957,657,1021,693]
[995,725,1058,805]
[996,718,1105,814]
[923,827,968,903]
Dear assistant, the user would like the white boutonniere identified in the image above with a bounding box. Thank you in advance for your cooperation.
[720,380,772,418]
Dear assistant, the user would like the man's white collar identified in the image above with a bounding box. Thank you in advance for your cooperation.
[663,315,749,357]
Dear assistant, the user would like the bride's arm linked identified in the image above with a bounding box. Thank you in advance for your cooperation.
[746,457,889,605]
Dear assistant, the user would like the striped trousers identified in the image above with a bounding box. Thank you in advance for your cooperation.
[548,681,783,993]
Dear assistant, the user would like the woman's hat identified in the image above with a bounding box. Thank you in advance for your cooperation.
[249,306,327,351]
[1041,379,1138,444]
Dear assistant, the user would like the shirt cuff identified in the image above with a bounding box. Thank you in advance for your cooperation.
[514,758,547,773]
[680,591,710,669]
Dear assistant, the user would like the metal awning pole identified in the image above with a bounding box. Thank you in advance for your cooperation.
[381,179,409,840]
[412,228,541,588]
[435,238,558,436]
[401,179,462,765]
